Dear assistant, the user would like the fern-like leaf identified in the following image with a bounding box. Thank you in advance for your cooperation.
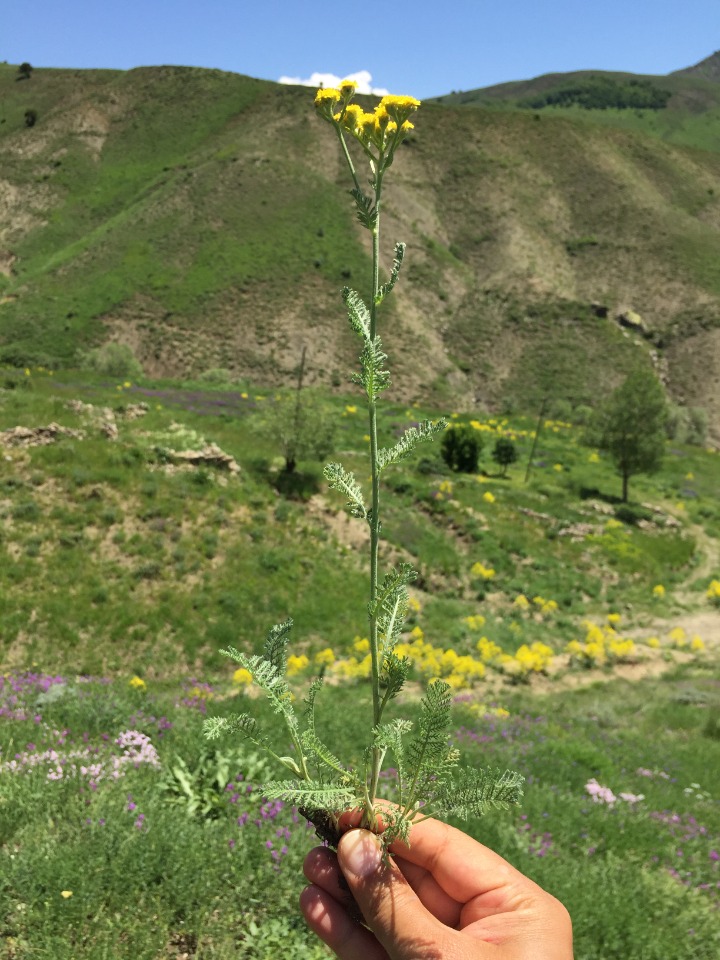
[202,712,271,752]
[303,676,324,735]
[375,242,406,304]
[356,336,390,399]
[377,419,447,473]
[374,718,412,802]
[220,649,299,736]
[263,779,357,807]
[405,680,454,806]
[324,462,367,519]
[263,618,293,675]
[369,564,416,619]
[342,287,371,341]
[380,651,411,702]
[300,729,360,784]
[433,767,525,820]
[351,188,377,229]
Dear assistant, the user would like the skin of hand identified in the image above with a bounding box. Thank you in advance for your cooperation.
[299,814,573,960]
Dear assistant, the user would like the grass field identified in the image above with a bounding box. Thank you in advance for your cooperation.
[1,368,718,957]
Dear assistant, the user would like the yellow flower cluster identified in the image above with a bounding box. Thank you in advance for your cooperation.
[652,584,666,599]
[287,654,310,677]
[466,703,510,720]
[129,676,146,691]
[314,648,336,667]
[476,636,503,663]
[394,632,486,689]
[512,594,558,616]
[233,667,253,687]
[463,614,486,631]
[499,642,554,680]
[471,561,495,580]
[482,491,496,504]
[706,579,720,607]
[566,621,636,667]
[314,83,420,156]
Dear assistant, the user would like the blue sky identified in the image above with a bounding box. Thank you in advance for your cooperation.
[3,0,719,98]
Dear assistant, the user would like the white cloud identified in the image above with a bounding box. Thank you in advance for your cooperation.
[278,70,389,97]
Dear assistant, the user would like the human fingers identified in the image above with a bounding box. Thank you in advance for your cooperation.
[390,816,541,915]
[336,829,471,960]
[304,842,462,929]
[299,883,389,960]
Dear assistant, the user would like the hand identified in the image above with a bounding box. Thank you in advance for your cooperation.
[299,814,573,960]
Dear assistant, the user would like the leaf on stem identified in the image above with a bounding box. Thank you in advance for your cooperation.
[356,336,390,399]
[433,767,525,819]
[343,287,371,341]
[405,680,455,805]
[263,618,294,675]
[376,242,406,304]
[220,648,299,737]
[203,713,264,744]
[324,462,367,519]
[351,188,377,229]
[377,419,447,472]
[380,651,411,701]
[370,563,416,619]
[263,779,357,807]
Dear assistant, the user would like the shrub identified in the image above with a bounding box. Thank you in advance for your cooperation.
[441,425,482,473]
[81,342,144,379]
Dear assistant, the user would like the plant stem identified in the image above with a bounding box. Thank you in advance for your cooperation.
[367,166,385,810]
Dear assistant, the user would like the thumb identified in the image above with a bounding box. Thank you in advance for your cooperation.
[337,829,453,960]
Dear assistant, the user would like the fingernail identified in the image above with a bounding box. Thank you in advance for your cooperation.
[339,829,383,879]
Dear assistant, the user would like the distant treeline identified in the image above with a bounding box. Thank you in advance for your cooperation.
[520,76,672,111]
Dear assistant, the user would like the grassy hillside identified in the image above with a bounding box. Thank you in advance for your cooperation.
[1,370,718,958]
[2,64,720,437]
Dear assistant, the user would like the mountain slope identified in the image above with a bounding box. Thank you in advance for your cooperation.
[1,63,720,435]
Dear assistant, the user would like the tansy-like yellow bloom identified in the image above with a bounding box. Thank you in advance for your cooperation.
[339,79,358,96]
[129,676,146,691]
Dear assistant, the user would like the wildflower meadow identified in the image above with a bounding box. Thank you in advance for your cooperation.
[1,80,719,960]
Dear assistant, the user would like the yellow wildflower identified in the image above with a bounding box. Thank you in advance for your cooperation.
[129,676,146,691]
[314,648,336,667]
[286,654,310,676]
[232,668,253,686]
[652,584,666,598]
[690,635,705,652]
[607,613,621,625]
[513,594,530,610]
[471,562,495,580]
[60,890,73,899]
[482,491,495,504]
[463,614,486,631]
[646,636,660,649]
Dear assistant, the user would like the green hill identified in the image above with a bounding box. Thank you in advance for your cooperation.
[2,62,720,438]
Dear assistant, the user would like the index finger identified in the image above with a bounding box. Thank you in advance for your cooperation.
[389,816,536,909]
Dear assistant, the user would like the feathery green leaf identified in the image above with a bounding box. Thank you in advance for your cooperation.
[376,242,406,304]
[342,287,371,341]
[219,648,299,736]
[263,618,293,675]
[433,767,525,820]
[263,779,357,806]
[380,651,411,701]
[351,188,376,229]
[324,462,367,519]
[377,419,447,472]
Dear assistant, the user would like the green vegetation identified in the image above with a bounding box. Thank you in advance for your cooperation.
[0,368,719,956]
[520,76,672,111]
[2,64,720,436]
[591,368,669,502]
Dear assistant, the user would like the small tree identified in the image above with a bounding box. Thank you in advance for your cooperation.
[592,369,667,502]
[257,349,336,476]
[24,109,38,128]
[441,424,482,473]
[17,62,33,81]
[492,437,518,477]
